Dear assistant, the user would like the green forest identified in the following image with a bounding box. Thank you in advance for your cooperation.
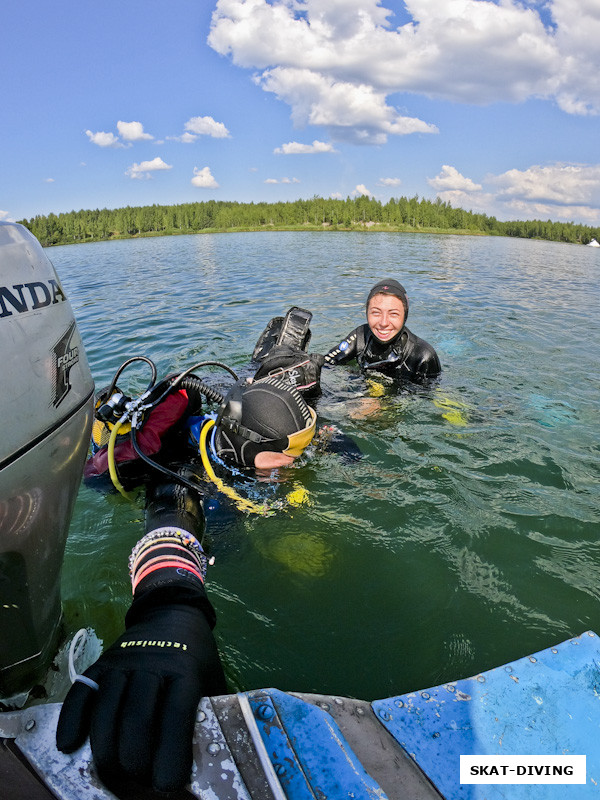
[18,195,600,248]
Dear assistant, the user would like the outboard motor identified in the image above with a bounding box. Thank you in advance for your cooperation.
[0,222,94,700]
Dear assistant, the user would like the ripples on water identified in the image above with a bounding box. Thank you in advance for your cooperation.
[51,232,600,700]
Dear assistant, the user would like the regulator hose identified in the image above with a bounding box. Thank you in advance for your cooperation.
[130,427,208,496]
[107,416,135,500]
[176,375,225,406]
[105,356,158,399]
[102,357,237,499]
[130,420,273,516]
[198,420,273,516]
[149,361,237,408]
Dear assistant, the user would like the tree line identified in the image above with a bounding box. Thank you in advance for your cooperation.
[18,195,600,248]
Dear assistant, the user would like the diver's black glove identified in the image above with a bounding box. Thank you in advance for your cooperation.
[57,567,226,792]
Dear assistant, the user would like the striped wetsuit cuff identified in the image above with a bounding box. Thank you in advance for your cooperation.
[129,526,208,593]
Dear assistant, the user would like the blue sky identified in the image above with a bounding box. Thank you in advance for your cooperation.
[2,0,600,226]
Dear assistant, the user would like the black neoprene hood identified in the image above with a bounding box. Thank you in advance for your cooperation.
[366,279,409,321]
[214,377,315,467]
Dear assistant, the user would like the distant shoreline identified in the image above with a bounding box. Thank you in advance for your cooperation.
[18,195,599,248]
[40,223,494,247]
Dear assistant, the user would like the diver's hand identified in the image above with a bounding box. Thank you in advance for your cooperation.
[56,590,226,793]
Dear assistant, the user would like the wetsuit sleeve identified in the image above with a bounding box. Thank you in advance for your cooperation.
[323,326,362,365]
[413,344,442,381]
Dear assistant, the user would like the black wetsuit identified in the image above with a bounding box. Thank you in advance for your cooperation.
[324,324,441,382]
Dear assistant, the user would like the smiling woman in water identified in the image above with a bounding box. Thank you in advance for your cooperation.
[323,278,441,383]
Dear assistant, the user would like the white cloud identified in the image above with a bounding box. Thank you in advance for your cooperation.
[434,188,498,214]
[352,184,373,197]
[184,116,231,138]
[256,66,437,144]
[126,157,172,180]
[490,163,600,206]
[168,132,198,143]
[117,120,153,141]
[264,177,300,184]
[191,166,220,188]
[551,0,600,115]
[502,199,600,225]
[0,210,14,222]
[208,0,600,149]
[428,165,482,193]
[377,177,402,187]
[85,129,125,148]
[274,139,337,154]
[44,178,55,183]
[428,161,600,224]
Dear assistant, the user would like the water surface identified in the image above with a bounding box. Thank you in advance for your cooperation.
[51,232,600,700]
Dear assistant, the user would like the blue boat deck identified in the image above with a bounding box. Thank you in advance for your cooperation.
[1,632,598,799]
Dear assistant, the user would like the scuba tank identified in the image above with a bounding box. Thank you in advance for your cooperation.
[0,222,94,700]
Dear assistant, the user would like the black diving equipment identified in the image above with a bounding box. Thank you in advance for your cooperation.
[96,391,131,424]
[214,377,317,468]
[252,346,324,396]
[252,305,312,361]
[92,358,233,499]
[361,351,405,371]
[92,358,316,514]
[252,306,324,397]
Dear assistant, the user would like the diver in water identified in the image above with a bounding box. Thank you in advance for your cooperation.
[324,279,441,382]
[248,304,361,459]
[56,363,317,793]
[83,370,316,488]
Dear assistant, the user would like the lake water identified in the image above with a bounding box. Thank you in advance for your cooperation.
[49,231,600,702]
